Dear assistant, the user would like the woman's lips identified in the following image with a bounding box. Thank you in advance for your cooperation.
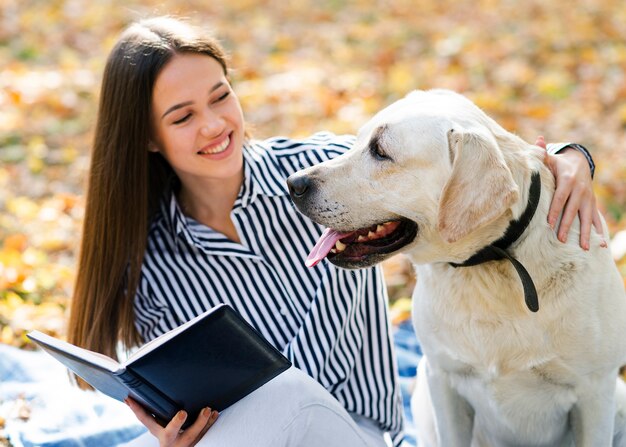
[198,134,231,155]
[196,133,237,161]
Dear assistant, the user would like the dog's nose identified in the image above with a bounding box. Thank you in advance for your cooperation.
[287,174,311,198]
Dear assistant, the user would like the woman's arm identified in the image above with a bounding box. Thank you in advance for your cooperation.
[125,398,218,447]
[535,136,606,251]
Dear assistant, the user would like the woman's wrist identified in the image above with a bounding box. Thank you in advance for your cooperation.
[546,142,595,178]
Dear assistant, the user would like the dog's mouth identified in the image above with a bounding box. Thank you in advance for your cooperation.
[306,219,419,269]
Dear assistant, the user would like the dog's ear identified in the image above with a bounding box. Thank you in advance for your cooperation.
[437,128,518,243]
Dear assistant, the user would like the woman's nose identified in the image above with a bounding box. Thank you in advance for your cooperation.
[199,112,226,138]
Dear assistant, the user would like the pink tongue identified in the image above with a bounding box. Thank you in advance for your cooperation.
[306,228,354,268]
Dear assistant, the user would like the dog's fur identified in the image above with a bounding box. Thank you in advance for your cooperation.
[288,89,626,446]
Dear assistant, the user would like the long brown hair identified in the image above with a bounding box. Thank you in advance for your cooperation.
[67,17,229,375]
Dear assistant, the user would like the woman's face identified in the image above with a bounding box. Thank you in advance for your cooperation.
[150,53,245,185]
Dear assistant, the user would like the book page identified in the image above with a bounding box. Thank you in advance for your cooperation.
[28,330,121,372]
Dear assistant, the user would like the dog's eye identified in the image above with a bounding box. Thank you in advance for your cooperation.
[370,142,391,161]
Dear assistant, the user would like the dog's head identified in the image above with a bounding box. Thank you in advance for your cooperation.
[288,89,522,269]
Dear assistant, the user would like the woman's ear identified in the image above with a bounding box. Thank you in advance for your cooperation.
[148,141,160,153]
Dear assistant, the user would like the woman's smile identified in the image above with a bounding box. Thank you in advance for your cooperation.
[198,133,232,159]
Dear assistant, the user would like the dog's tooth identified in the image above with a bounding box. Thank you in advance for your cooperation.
[383,221,393,226]
[330,248,337,254]
[367,231,376,239]
[376,225,384,233]
[357,235,367,242]
[335,241,346,252]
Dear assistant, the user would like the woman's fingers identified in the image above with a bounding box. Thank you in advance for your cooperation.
[177,408,217,446]
[534,135,547,149]
[125,398,164,436]
[162,410,188,445]
[591,202,608,247]
[548,170,573,230]
[125,398,218,447]
[191,410,219,445]
[557,185,582,243]
[577,195,593,250]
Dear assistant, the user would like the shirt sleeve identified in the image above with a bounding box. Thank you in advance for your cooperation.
[546,142,595,178]
[134,277,177,343]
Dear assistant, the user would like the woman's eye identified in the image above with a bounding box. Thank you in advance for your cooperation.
[172,113,191,125]
[215,91,230,102]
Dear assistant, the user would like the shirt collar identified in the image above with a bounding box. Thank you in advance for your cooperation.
[241,139,290,199]
[160,183,194,245]
[160,139,290,242]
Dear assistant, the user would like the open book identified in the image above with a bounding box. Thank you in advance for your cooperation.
[27,304,291,428]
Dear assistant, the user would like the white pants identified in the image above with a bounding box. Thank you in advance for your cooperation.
[120,366,389,447]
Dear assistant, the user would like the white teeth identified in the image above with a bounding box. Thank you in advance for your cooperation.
[199,136,230,154]
[330,248,337,254]
[351,221,398,245]
[335,241,346,252]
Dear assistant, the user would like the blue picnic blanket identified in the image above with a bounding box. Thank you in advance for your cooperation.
[0,322,421,447]
[0,343,145,446]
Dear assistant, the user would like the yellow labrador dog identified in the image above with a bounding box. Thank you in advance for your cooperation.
[287,89,626,446]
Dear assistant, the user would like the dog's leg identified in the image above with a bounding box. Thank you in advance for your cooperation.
[414,357,473,446]
[570,373,618,446]
[412,358,437,447]
[613,378,626,447]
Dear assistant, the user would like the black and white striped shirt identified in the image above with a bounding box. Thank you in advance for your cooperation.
[134,132,404,445]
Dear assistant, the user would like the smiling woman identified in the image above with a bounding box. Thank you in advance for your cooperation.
[66,17,235,364]
[66,16,405,447]
[148,52,246,242]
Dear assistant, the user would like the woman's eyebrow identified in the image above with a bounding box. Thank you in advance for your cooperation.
[161,81,226,119]
[161,101,193,119]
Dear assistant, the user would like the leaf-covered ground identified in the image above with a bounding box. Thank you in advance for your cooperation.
[1,0,626,349]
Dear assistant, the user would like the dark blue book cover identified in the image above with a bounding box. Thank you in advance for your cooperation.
[27,304,291,428]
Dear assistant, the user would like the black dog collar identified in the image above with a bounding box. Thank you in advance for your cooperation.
[450,171,542,312]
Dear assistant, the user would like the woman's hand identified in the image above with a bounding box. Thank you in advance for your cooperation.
[535,136,606,250]
[126,397,219,447]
